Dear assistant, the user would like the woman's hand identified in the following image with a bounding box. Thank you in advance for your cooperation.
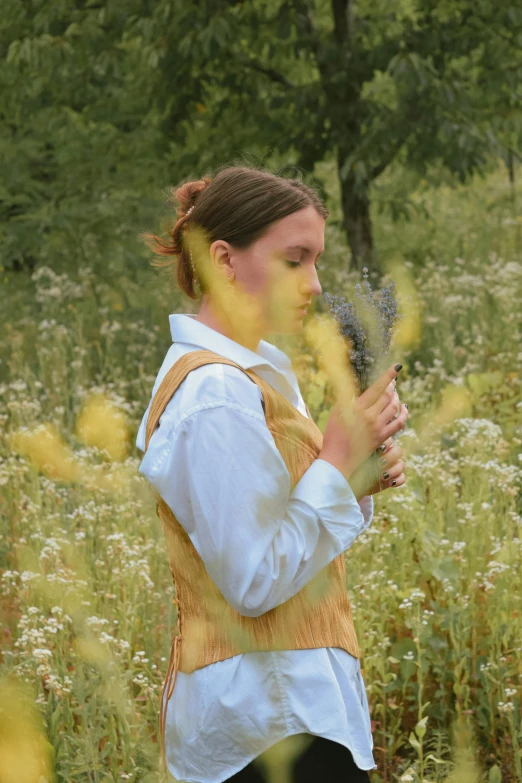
[348,436,407,500]
[365,436,406,496]
[318,363,408,483]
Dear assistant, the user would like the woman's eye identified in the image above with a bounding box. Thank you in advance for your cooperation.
[285,260,320,270]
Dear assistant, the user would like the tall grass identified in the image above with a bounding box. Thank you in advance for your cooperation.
[0,165,521,782]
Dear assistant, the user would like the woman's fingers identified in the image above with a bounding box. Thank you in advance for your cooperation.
[376,436,394,454]
[381,404,409,441]
[379,469,406,489]
[378,443,403,468]
[360,363,402,410]
[376,438,407,490]
[379,393,402,426]
[380,459,405,480]
[390,471,406,488]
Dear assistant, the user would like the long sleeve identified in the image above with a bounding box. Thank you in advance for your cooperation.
[358,494,374,528]
[139,385,373,619]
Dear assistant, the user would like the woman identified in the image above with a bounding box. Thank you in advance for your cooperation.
[136,166,408,783]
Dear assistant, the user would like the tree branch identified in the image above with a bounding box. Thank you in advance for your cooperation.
[235,55,295,88]
[370,128,412,181]
[368,101,425,181]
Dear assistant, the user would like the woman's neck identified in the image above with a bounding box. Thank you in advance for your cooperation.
[194,298,262,352]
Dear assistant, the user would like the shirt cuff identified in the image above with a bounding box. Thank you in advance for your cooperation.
[357,494,374,530]
[289,458,366,541]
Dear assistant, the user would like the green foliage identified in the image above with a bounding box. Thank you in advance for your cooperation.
[1,0,521,274]
[0,0,168,275]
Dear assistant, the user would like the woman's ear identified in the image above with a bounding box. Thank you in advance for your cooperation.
[209,240,235,280]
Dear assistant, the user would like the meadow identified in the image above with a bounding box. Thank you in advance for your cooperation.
[1,163,521,783]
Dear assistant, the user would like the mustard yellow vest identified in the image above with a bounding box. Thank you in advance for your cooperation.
[144,349,360,765]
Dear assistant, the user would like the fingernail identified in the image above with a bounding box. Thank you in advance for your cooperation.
[383,472,389,479]
[391,479,397,486]
[380,457,387,465]
[394,364,402,372]
[405,403,408,409]
[378,444,386,452]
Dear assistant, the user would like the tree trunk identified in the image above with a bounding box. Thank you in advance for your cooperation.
[338,171,378,275]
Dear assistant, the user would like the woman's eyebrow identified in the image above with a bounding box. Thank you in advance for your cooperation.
[284,244,324,255]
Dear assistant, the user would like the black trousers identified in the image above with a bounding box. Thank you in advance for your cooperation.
[224,734,372,782]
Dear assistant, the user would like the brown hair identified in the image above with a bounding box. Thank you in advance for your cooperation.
[140,164,329,300]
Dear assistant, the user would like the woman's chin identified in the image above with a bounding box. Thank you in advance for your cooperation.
[273,316,305,335]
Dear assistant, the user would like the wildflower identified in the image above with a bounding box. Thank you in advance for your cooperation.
[452,541,467,553]
[20,571,41,583]
[32,649,53,661]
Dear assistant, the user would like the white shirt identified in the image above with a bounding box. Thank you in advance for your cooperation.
[136,314,377,783]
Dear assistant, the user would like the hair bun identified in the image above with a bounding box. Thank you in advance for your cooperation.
[173,177,212,218]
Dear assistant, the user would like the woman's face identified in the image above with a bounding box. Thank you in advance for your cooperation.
[209,205,325,336]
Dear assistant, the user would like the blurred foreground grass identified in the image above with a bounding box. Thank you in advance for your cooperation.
[0,166,521,782]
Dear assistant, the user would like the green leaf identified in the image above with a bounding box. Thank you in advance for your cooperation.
[489,765,502,783]
[425,753,446,764]
[415,715,428,740]
[430,557,460,582]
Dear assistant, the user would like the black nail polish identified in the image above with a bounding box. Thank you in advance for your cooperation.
[379,444,386,452]
[391,479,397,486]
[383,472,389,480]
[394,364,402,372]
[405,403,408,409]
[380,456,387,465]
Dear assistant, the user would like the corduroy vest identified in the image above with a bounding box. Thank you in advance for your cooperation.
[144,349,360,767]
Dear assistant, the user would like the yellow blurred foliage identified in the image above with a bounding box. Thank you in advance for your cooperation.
[10,403,133,501]
[185,225,268,351]
[84,462,134,495]
[15,539,93,618]
[386,259,422,349]
[76,394,130,461]
[10,424,81,483]
[435,385,473,426]
[303,315,357,410]
[466,371,503,398]
[75,636,113,669]
[74,638,129,719]
[254,734,314,783]
[0,679,53,783]
[414,384,473,444]
[443,719,481,783]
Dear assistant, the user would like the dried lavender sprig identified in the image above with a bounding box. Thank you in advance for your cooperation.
[323,268,401,394]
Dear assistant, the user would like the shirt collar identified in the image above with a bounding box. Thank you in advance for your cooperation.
[169,314,295,376]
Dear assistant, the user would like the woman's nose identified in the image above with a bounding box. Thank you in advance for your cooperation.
[300,268,322,298]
